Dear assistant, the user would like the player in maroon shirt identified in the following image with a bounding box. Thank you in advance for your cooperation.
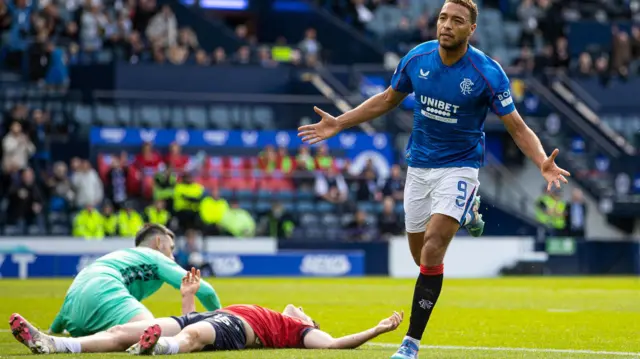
[9,269,403,355]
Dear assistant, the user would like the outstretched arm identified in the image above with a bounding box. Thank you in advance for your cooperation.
[303,311,403,349]
[156,256,222,311]
[336,87,408,130]
[501,110,570,190]
[180,268,200,315]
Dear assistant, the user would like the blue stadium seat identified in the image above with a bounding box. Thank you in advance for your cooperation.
[73,104,92,126]
[316,202,335,213]
[373,202,384,214]
[326,228,344,241]
[300,213,319,226]
[321,214,339,226]
[357,201,374,213]
[96,105,118,127]
[50,225,70,236]
[341,213,354,226]
[3,225,22,236]
[304,227,325,240]
[296,189,315,200]
[296,201,315,213]
[219,188,234,199]
[281,201,295,212]
[139,105,164,128]
[257,190,272,200]
[255,201,272,213]
[169,107,186,128]
[236,190,255,200]
[395,203,404,215]
[185,106,207,129]
[237,201,254,212]
[274,191,294,201]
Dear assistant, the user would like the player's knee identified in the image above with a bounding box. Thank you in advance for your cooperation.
[181,327,204,350]
[107,325,133,349]
[423,232,451,262]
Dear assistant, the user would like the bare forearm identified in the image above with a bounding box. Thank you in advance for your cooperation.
[329,327,381,349]
[509,125,547,169]
[181,294,196,315]
[337,92,398,130]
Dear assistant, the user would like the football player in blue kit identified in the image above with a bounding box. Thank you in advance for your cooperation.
[298,1,570,358]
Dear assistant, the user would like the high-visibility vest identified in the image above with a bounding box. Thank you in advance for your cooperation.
[145,206,170,226]
[73,209,105,240]
[117,210,144,237]
[173,183,204,212]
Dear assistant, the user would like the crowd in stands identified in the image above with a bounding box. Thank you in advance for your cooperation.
[0,0,326,85]
[1,103,406,240]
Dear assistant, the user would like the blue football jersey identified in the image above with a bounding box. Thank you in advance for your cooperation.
[391,40,516,169]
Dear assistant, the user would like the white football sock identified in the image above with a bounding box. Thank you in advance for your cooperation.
[403,335,420,347]
[53,337,81,353]
[156,337,180,355]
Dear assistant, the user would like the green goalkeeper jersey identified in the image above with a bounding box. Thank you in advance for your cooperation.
[50,247,221,334]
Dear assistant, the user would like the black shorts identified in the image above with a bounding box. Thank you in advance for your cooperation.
[171,311,247,351]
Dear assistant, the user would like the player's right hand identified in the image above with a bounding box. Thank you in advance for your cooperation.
[376,311,404,334]
[180,267,201,297]
[297,107,342,145]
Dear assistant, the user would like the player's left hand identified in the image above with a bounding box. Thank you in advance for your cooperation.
[376,311,404,334]
[180,267,201,297]
[541,149,571,191]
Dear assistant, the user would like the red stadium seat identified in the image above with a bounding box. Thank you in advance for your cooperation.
[97,154,111,181]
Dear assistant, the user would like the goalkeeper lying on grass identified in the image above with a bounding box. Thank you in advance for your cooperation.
[10,268,403,354]
[49,223,221,337]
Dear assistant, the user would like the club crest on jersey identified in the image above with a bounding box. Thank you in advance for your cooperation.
[419,69,430,79]
[460,78,474,96]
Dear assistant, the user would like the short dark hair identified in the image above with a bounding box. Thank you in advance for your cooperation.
[444,0,478,24]
[134,223,175,247]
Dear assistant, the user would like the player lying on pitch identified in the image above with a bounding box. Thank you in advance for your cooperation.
[10,269,403,355]
[48,223,221,337]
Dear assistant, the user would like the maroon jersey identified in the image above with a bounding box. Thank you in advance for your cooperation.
[221,304,313,348]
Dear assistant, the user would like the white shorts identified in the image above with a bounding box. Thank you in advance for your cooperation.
[404,166,480,233]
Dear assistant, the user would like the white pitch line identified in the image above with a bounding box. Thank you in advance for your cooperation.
[0,329,10,332]
[368,343,640,357]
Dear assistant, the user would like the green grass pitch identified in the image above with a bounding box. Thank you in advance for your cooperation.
[0,277,639,358]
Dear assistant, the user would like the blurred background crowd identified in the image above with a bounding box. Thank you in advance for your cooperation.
[1,0,639,246]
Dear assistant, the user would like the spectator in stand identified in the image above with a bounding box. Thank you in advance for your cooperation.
[102,201,118,237]
[510,46,535,74]
[0,0,11,36]
[72,205,104,239]
[258,145,278,173]
[382,164,404,201]
[104,10,133,59]
[343,208,376,242]
[173,172,205,231]
[29,109,51,175]
[595,53,611,85]
[178,27,199,53]
[194,49,210,66]
[2,121,35,174]
[79,2,108,55]
[378,196,402,239]
[314,144,333,172]
[612,28,631,79]
[295,146,315,172]
[116,201,144,237]
[146,5,177,48]
[315,166,348,205]
[6,167,44,233]
[534,44,554,74]
[165,142,189,172]
[145,199,170,227]
[299,28,321,58]
[258,202,296,239]
[348,0,375,31]
[58,21,79,48]
[554,36,570,70]
[125,31,149,63]
[356,167,381,202]
[45,161,75,212]
[277,147,293,174]
[631,26,640,74]
[105,157,129,210]
[154,166,176,207]
[167,44,188,65]
[258,45,278,68]
[271,36,292,63]
[234,24,248,41]
[573,52,593,77]
[5,0,38,70]
[212,46,227,64]
[565,188,587,238]
[234,45,252,64]
[517,0,540,48]
[175,229,213,275]
[132,0,157,34]
[72,159,104,209]
[135,142,163,170]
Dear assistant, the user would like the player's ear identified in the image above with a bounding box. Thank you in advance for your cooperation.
[470,23,477,35]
